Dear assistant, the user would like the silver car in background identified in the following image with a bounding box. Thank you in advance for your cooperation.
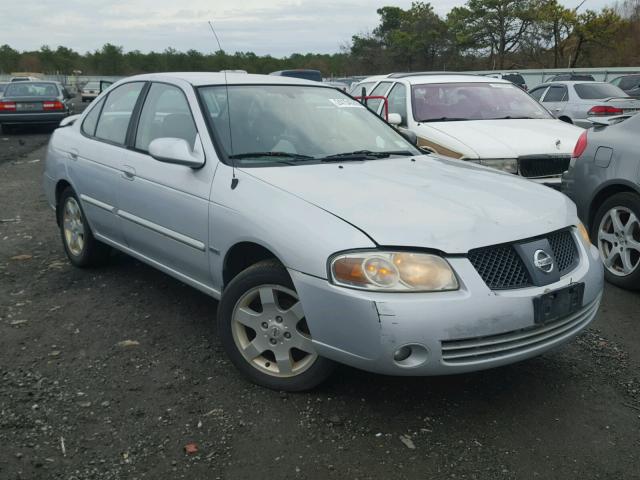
[530,81,640,128]
[43,73,603,391]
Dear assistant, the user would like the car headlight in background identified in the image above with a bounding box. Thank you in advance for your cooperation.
[470,159,518,174]
[330,251,459,292]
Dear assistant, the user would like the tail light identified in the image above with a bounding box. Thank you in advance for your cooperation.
[0,101,16,111]
[588,105,623,116]
[572,131,588,158]
[43,101,65,111]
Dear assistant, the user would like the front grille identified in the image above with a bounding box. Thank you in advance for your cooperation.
[468,229,579,290]
[468,245,532,290]
[518,156,570,178]
[441,296,600,365]
[548,230,579,274]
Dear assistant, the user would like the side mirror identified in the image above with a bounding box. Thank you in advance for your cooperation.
[387,113,402,126]
[397,127,418,147]
[149,136,205,168]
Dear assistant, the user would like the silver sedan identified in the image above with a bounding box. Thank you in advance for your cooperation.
[43,73,604,391]
[530,81,640,128]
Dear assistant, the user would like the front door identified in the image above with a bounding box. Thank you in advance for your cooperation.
[116,82,214,287]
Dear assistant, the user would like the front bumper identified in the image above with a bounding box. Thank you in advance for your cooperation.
[291,231,603,375]
[0,112,69,125]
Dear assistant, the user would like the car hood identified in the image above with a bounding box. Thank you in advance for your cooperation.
[241,156,577,253]
[417,119,583,159]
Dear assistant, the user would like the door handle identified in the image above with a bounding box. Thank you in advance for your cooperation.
[69,149,79,161]
[122,165,136,180]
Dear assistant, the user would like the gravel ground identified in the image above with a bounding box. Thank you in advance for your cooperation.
[0,124,639,479]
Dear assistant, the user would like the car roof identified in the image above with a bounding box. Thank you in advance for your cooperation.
[122,72,329,87]
[356,73,510,85]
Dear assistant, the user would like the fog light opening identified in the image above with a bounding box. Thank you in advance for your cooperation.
[393,346,412,362]
[392,344,429,368]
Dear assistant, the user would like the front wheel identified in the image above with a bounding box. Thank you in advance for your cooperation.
[217,260,335,391]
[592,192,640,290]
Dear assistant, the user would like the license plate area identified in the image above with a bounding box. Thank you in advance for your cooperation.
[533,283,584,324]
[16,103,41,111]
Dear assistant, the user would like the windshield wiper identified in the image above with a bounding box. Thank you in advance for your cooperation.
[493,116,536,120]
[320,150,414,162]
[228,151,315,161]
[420,117,469,123]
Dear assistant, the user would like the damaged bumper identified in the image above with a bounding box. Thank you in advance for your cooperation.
[289,239,603,376]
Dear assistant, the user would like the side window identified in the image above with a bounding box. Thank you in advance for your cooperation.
[387,83,407,124]
[610,77,622,87]
[135,83,197,152]
[543,86,567,102]
[368,81,393,113]
[81,97,105,137]
[95,82,144,145]
[529,87,547,101]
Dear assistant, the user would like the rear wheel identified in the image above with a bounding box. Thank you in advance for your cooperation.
[592,192,640,290]
[58,187,110,268]
[217,259,335,391]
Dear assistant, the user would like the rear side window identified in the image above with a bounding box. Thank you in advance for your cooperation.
[619,75,640,90]
[368,81,393,113]
[543,86,567,102]
[574,83,628,100]
[135,83,197,152]
[504,74,525,85]
[81,97,105,136]
[529,87,547,101]
[95,82,145,145]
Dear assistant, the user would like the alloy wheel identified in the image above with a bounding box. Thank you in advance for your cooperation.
[597,206,640,277]
[231,284,317,377]
[63,197,85,257]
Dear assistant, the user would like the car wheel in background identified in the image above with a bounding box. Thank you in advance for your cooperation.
[217,259,335,391]
[57,187,110,268]
[592,192,640,290]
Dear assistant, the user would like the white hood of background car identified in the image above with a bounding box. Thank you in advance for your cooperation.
[417,119,583,159]
[242,156,578,253]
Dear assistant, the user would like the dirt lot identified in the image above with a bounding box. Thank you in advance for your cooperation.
[0,118,639,479]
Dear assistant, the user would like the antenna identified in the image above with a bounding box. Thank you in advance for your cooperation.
[208,20,238,189]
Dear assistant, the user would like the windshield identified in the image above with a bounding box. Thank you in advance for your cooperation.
[411,82,551,122]
[198,85,419,165]
[4,82,59,97]
[574,83,629,100]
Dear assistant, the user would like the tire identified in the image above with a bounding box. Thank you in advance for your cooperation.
[57,187,110,268]
[217,259,335,391]
[591,192,640,290]
[559,116,573,124]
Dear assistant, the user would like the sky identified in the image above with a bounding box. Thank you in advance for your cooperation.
[0,0,617,57]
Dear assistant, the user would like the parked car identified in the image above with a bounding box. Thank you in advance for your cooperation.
[610,73,640,99]
[562,114,640,290]
[269,69,322,82]
[43,72,603,391]
[529,81,640,128]
[81,81,100,102]
[324,81,349,91]
[546,73,595,82]
[0,81,73,133]
[0,82,7,98]
[485,72,528,91]
[355,73,584,188]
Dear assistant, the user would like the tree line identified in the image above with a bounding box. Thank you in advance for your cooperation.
[1,0,639,78]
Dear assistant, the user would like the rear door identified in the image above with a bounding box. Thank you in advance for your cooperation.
[541,85,568,117]
[116,81,215,286]
[69,81,146,244]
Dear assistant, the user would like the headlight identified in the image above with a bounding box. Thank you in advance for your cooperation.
[330,251,459,292]
[577,222,591,246]
[472,159,518,174]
